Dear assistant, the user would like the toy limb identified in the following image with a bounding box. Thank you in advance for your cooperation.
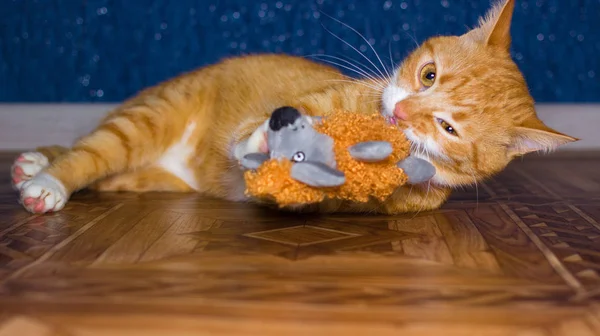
[397,155,436,184]
[348,141,393,162]
[240,153,269,170]
[290,161,346,187]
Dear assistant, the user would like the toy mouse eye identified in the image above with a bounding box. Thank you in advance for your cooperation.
[292,152,306,162]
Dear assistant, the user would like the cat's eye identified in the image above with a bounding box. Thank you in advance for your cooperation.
[419,62,437,88]
[292,152,306,162]
[436,118,458,136]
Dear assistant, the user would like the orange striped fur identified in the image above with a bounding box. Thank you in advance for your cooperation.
[18,0,576,214]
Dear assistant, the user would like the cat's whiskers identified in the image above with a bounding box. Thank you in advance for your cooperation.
[318,12,392,81]
[317,69,384,92]
[423,140,434,165]
[319,69,386,92]
[358,91,385,101]
[410,135,429,162]
[319,24,388,81]
[336,53,385,82]
[358,91,384,98]
[322,79,383,93]
[469,168,480,209]
[405,140,418,202]
[404,30,421,49]
[307,54,384,86]
[387,39,397,71]
[405,133,439,218]
[385,40,401,89]
[324,75,385,94]
[362,99,384,106]
[410,179,432,220]
[357,94,383,103]
[406,185,414,203]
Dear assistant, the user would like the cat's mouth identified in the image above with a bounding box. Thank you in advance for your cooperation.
[383,115,431,161]
[385,116,398,125]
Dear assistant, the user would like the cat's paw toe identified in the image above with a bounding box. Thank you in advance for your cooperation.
[19,173,67,214]
[11,152,49,190]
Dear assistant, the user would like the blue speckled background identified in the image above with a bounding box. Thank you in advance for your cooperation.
[0,0,597,102]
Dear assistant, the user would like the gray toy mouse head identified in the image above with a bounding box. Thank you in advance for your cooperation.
[240,106,437,188]
[267,107,337,169]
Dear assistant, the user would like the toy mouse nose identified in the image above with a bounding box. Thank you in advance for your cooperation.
[393,101,409,121]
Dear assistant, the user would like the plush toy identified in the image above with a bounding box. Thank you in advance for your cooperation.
[240,106,435,207]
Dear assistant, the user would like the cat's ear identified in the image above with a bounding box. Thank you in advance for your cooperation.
[508,117,578,157]
[485,0,515,50]
[464,0,515,51]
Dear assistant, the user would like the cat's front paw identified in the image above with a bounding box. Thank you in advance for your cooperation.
[233,120,270,161]
[11,152,49,191]
[19,173,68,214]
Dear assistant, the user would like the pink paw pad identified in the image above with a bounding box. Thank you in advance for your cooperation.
[12,165,24,176]
[23,196,51,213]
[23,197,36,206]
[19,173,67,214]
[12,176,22,185]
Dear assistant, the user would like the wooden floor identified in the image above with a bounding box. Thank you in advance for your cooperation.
[1,152,600,335]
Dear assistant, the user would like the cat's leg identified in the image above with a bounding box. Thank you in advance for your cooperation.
[91,167,194,192]
[13,147,192,197]
[17,105,188,214]
[377,185,451,214]
[306,184,450,215]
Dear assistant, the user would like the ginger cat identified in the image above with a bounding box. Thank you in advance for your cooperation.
[11,0,576,214]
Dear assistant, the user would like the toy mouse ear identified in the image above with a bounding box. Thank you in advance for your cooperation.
[349,141,393,162]
[291,161,346,187]
[397,155,436,184]
[269,106,302,131]
[240,153,270,170]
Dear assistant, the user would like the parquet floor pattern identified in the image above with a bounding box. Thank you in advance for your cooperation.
[0,152,599,335]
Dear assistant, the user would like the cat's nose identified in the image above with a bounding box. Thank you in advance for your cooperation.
[393,101,409,120]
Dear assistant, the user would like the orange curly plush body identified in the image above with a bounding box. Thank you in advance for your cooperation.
[244,110,410,207]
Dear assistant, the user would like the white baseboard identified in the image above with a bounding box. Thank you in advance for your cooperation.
[0,103,598,151]
[1,104,116,150]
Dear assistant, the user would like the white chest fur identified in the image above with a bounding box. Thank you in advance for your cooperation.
[157,122,200,190]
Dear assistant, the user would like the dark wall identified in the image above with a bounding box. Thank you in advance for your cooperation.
[1,0,597,102]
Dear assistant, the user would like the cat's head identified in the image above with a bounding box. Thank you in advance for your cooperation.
[381,0,577,188]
